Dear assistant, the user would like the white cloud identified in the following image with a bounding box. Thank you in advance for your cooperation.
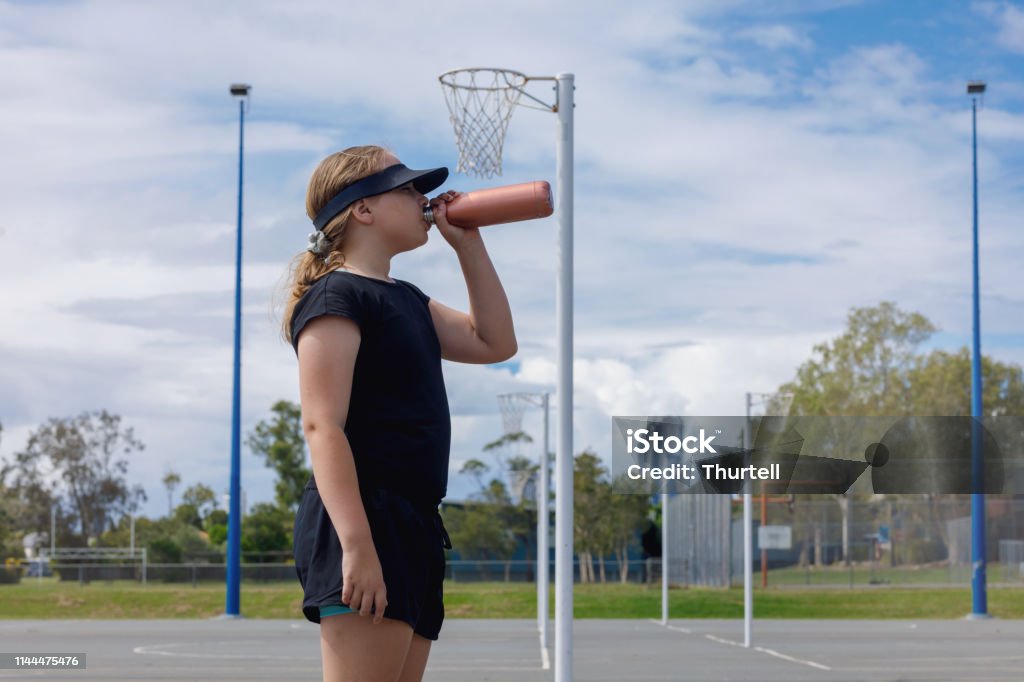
[977,1,1024,53]
[734,24,813,51]
[0,0,1022,519]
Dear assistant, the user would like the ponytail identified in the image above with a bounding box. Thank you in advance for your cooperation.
[278,144,393,346]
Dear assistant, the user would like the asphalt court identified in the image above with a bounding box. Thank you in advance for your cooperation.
[1,617,1022,681]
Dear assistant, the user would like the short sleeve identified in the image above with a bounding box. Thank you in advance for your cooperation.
[290,273,364,354]
[398,280,431,308]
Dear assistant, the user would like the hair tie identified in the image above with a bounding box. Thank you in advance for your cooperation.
[306,230,330,256]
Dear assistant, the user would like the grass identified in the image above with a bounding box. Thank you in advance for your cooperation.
[763,562,984,587]
[3,578,1024,619]
[1,578,303,619]
[447,582,1024,619]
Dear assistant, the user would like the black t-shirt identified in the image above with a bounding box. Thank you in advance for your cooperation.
[290,270,450,505]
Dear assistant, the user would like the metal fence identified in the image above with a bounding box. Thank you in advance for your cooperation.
[1000,540,1024,582]
[727,496,1024,587]
[7,498,1022,589]
[666,493,731,587]
[8,560,661,586]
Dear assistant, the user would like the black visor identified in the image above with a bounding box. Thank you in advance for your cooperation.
[312,163,449,230]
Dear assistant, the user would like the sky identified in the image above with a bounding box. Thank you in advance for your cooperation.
[0,0,1022,522]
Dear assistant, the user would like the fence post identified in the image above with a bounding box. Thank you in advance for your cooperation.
[192,563,197,589]
[142,548,147,586]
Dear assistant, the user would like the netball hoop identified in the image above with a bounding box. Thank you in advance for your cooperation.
[496,391,551,663]
[496,392,528,435]
[439,68,556,178]
[439,66,573,682]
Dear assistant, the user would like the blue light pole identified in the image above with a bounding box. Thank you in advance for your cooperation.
[226,82,251,618]
[966,79,988,619]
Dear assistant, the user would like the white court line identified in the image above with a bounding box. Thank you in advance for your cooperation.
[650,621,831,672]
[703,634,831,671]
[646,618,693,633]
[705,634,743,647]
[428,663,548,667]
[754,646,831,671]
[429,665,548,672]
[133,643,305,661]
[136,643,546,672]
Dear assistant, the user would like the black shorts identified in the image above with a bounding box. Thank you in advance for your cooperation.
[293,481,451,640]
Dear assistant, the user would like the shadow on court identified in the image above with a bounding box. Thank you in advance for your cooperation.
[1,618,1022,681]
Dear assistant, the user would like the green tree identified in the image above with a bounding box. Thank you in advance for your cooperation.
[505,455,539,505]
[0,469,77,550]
[459,458,490,490]
[445,462,521,579]
[776,302,1024,565]
[608,475,652,583]
[246,401,310,512]
[443,499,517,564]
[905,348,1024,559]
[205,509,228,546]
[161,470,181,518]
[182,483,218,519]
[574,450,611,583]
[907,347,1024,417]
[483,431,534,451]
[777,302,936,564]
[493,479,536,579]
[100,515,216,562]
[2,410,147,544]
[241,503,293,561]
[173,503,202,530]
[444,478,519,576]
[781,301,936,417]
[483,432,538,501]
[148,537,183,563]
[0,421,18,560]
[206,509,228,527]
[165,483,219,531]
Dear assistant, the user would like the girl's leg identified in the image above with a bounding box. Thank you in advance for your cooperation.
[396,634,432,682]
[320,613,413,682]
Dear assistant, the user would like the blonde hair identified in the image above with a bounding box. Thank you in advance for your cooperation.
[277,144,394,346]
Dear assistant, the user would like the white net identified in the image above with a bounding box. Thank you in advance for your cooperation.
[497,393,527,435]
[439,68,527,178]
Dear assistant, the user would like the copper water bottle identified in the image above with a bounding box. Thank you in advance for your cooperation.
[423,181,554,228]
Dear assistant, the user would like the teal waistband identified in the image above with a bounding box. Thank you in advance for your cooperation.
[320,604,356,618]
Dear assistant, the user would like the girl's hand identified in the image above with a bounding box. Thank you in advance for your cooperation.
[430,189,481,251]
[340,540,388,624]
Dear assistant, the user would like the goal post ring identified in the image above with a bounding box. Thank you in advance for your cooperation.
[438,67,556,179]
[438,67,529,93]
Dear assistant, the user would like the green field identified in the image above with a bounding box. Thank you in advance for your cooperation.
[3,579,1023,619]
[762,563,980,587]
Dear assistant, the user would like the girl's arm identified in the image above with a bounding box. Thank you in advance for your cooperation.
[427,191,518,364]
[296,315,387,624]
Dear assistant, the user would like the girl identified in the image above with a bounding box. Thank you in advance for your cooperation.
[281,144,517,682]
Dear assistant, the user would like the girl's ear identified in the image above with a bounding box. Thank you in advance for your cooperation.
[350,199,373,225]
